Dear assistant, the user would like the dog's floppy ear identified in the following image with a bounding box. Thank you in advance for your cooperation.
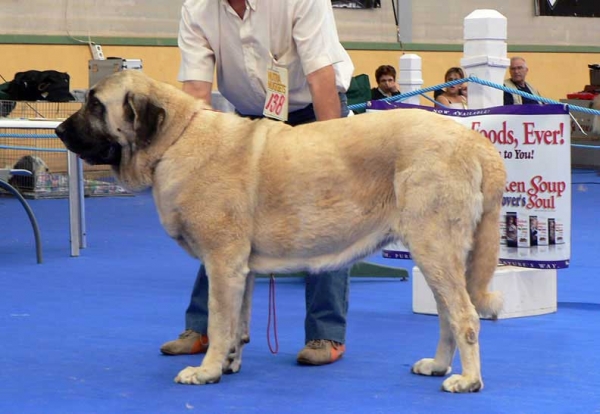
[124,92,165,147]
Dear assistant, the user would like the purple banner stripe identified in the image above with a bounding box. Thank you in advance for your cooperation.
[498,259,569,269]
[367,101,569,117]
[382,250,569,270]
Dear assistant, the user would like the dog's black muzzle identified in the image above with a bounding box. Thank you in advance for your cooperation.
[55,118,122,166]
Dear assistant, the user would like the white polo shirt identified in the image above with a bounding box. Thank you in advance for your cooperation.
[178,0,355,115]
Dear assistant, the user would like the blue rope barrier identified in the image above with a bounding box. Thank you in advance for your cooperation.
[419,93,448,108]
[572,144,600,149]
[348,75,600,117]
[467,76,600,115]
[0,145,67,152]
[348,78,468,112]
[2,80,598,155]
[348,76,600,151]
[0,134,58,138]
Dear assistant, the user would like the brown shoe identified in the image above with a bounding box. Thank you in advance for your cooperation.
[296,340,346,365]
[160,329,209,355]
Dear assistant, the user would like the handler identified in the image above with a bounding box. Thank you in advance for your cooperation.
[160,0,355,366]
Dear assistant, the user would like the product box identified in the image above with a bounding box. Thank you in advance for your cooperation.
[517,215,530,248]
[529,216,538,246]
[537,216,549,246]
[506,212,518,247]
[499,215,507,245]
[555,219,565,244]
[546,218,565,244]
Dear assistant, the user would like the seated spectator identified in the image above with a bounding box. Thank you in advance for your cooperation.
[504,57,542,105]
[435,67,468,109]
[371,65,401,100]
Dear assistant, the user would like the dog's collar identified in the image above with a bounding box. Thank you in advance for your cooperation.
[179,110,199,139]
[150,110,199,178]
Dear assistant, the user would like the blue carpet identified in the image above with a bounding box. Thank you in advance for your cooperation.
[1,170,599,414]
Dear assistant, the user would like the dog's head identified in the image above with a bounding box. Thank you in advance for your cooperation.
[55,71,166,167]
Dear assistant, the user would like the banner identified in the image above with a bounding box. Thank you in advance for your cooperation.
[368,101,572,269]
[535,0,600,17]
[332,0,380,9]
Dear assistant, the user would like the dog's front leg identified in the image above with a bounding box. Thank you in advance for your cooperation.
[175,258,249,385]
[223,271,255,374]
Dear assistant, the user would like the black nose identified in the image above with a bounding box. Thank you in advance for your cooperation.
[55,123,66,139]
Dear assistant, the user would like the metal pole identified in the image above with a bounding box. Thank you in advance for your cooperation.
[67,150,81,257]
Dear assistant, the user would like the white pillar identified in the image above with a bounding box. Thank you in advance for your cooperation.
[398,54,423,106]
[460,9,510,109]
[411,9,558,320]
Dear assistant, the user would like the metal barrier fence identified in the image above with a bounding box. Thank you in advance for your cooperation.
[0,100,130,199]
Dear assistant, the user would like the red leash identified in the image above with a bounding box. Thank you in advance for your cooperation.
[267,274,279,354]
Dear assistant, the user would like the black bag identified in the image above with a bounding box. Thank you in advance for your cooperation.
[0,81,16,116]
[346,74,372,114]
[6,70,74,102]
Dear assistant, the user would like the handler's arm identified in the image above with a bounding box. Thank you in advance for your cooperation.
[307,65,341,121]
[182,80,213,105]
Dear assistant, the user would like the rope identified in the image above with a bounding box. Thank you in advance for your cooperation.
[349,75,600,118]
[266,274,279,354]
[468,76,598,113]
[3,79,599,154]
[0,134,58,139]
[348,78,469,112]
[572,144,600,149]
[349,77,600,151]
[0,144,67,152]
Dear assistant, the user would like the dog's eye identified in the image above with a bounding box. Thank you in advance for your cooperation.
[87,96,105,115]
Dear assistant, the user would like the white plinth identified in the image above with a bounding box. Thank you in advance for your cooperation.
[412,266,557,319]
[398,54,423,106]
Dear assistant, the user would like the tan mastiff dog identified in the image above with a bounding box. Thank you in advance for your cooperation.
[56,70,506,393]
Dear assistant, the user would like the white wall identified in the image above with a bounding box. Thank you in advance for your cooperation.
[1,0,599,47]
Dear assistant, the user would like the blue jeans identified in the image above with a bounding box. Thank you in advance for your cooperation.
[185,265,350,344]
[184,93,351,344]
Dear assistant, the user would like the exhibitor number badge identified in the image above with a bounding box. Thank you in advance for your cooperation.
[263,66,289,122]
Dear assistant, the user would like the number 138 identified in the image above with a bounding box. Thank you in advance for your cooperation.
[265,93,286,115]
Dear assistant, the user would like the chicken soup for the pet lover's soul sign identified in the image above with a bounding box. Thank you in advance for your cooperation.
[369,102,571,269]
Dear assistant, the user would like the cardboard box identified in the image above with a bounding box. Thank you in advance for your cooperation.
[89,58,143,88]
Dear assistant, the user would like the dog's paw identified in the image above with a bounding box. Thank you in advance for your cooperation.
[223,348,242,375]
[223,336,249,374]
[223,359,242,375]
[411,358,452,377]
[442,374,483,393]
[174,366,221,385]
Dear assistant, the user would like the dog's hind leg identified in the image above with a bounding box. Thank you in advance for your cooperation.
[466,195,504,320]
[410,247,483,391]
[175,253,249,385]
[405,215,484,393]
[223,271,255,374]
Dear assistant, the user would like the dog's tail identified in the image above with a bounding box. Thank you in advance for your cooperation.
[465,147,506,319]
